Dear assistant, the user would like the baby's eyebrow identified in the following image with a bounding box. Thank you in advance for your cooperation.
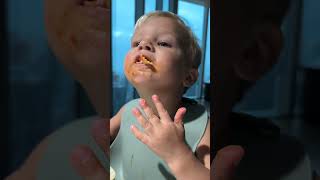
[157,36,178,45]
[130,32,177,44]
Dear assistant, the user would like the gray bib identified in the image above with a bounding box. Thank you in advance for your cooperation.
[110,99,208,180]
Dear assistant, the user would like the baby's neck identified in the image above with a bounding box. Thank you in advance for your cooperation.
[138,90,183,119]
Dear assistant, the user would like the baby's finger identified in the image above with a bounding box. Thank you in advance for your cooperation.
[132,108,149,129]
[174,107,187,124]
[139,99,155,119]
[131,125,149,145]
[152,94,171,121]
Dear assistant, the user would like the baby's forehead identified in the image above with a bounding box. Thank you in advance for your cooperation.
[136,16,182,31]
[132,18,182,39]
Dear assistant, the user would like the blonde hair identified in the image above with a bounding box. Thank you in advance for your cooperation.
[134,11,202,69]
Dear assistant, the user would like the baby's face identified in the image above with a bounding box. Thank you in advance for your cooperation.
[124,17,188,93]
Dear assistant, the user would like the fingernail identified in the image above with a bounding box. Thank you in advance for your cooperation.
[132,108,138,115]
[140,99,146,106]
[152,94,158,101]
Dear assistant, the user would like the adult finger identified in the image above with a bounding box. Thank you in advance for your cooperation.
[70,145,108,180]
[212,145,244,180]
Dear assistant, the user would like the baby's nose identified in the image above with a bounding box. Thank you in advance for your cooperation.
[138,41,154,51]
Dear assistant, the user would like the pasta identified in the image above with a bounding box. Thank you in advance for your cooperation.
[141,55,153,65]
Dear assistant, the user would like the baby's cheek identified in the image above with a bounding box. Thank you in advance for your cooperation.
[124,54,131,62]
[124,55,133,75]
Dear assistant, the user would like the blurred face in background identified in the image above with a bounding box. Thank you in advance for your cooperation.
[213,0,283,149]
[44,0,112,118]
[44,0,110,84]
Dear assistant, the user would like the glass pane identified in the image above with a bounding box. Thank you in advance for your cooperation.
[145,0,156,14]
[177,0,205,98]
[112,0,135,113]
[163,0,169,11]
[204,10,210,83]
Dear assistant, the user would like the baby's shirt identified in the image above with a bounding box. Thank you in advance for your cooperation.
[110,98,209,180]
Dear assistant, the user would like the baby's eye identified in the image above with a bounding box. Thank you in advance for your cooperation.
[157,41,171,47]
[132,41,140,47]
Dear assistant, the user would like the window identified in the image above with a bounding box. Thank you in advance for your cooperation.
[145,0,156,13]
[112,0,135,113]
[177,0,206,98]
[163,0,169,11]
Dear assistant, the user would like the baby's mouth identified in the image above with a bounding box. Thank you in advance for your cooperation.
[140,55,152,65]
[136,55,156,71]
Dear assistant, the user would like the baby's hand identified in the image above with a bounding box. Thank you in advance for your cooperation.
[130,95,192,166]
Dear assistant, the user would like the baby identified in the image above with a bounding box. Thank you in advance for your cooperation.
[109,11,210,180]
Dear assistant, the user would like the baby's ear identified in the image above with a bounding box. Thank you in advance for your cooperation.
[183,68,199,87]
[233,22,283,82]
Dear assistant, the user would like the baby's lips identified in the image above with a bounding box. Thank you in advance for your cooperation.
[141,55,157,71]
[140,55,153,65]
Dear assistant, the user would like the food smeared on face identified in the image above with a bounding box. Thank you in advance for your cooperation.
[140,55,153,65]
[137,54,156,72]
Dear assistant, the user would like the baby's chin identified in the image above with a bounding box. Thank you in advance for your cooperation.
[124,71,155,87]
[128,72,153,84]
